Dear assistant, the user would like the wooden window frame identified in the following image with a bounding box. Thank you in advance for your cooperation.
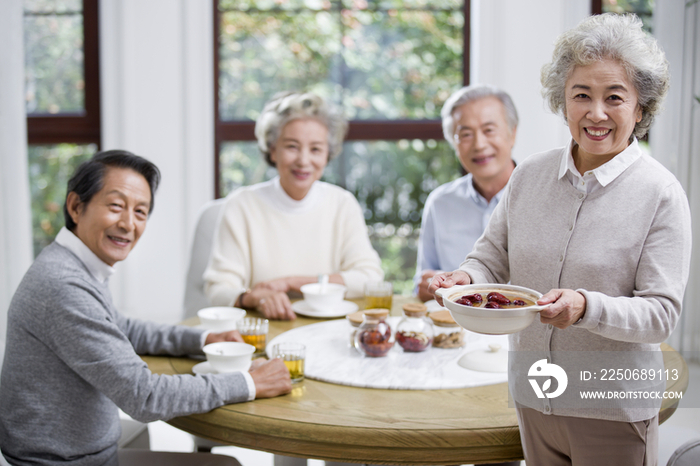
[213,0,471,198]
[26,0,101,147]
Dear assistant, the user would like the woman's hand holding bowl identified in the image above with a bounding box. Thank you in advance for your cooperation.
[428,270,472,306]
[537,289,587,329]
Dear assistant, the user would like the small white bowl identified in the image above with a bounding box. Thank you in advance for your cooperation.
[202,342,255,373]
[197,307,246,330]
[300,283,347,312]
[435,284,546,335]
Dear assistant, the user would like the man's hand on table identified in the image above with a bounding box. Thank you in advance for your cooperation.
[250,358,293,398]
[204,330,244,345]
[428,270,472,306]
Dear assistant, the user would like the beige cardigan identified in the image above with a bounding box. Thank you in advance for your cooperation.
[461,142,692,422]
[204,178,383,307]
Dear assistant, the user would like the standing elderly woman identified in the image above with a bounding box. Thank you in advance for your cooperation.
[204,91,383,320]
[430,13,691,464]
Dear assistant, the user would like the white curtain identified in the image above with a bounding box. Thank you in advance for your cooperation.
[653,0,700,362]
[0,1,34,371]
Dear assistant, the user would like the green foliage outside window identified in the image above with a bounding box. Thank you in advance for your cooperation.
[602,0,654,32]
[24,1,92,256]
[24,0,84,114]
[218,0,465,295]
[218,0,462,121]
[28,144,95,256]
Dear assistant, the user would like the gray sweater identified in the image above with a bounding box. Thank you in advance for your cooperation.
[462,144,692,422]
[0,243,249,465]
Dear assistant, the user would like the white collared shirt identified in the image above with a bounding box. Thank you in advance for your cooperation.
[55,227,256,400]
[55,227,115,283]
[558,138,642,194]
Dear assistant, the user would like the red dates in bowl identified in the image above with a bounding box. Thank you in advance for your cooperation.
[454,291,534,309]
[454,294,483,306]
[435,284,546,335]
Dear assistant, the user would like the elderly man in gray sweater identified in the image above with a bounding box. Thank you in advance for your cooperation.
[0,150,291,466]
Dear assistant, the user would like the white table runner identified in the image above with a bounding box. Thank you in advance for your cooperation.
[267,317,509,390]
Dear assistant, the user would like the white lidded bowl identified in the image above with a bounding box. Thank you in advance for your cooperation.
[300,283,347,312]
[434,284,546,335]
[197,307,246,330]
[203,342,255,373]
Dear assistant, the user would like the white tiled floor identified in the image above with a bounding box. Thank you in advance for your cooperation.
[147,362,700,466]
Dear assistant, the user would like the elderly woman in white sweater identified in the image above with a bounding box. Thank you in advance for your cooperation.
[204,91,383,320]
[430,14,691,465]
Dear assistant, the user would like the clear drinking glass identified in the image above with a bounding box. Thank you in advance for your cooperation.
[237,317,269,355]
[364,281,393,310]
[271,342,306,383]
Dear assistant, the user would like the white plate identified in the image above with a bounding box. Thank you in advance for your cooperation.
[292,300,359,318]
[192,361,217,375]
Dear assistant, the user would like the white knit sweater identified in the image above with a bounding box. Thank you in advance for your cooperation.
[204,178,383,306]
[461,142,692,422]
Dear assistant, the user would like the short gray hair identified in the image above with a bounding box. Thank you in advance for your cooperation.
[254,91,349,166]
[441,84,519,151]
[541,13,669,140]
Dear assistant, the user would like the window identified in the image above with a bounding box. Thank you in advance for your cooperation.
[215,0,469,293]
[24,0,101,255]
[592,0,653,31]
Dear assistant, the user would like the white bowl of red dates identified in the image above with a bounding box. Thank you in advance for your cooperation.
[300,283,347,312]
[435,284,546,335]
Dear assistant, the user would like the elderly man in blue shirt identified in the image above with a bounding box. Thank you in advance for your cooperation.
[415,85,518,302]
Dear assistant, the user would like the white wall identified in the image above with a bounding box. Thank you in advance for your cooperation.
[0,0,34,369]
[652,0,700,357]
[100,0,214,323]
[471,0,590,162]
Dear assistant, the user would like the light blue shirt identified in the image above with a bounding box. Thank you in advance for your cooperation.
[414,174,506,289]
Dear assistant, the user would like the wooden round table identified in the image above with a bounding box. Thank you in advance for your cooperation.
[144,296,688,465]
